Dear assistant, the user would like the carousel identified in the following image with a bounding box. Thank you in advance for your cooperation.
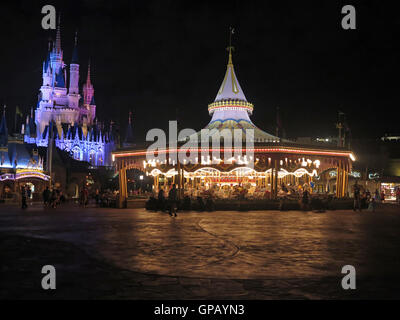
[112,47,355,207]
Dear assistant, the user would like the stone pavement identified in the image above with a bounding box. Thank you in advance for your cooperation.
[1,204,400,299]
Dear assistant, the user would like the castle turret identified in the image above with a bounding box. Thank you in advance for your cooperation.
[123,111,135,147]
[50,16,64,81]
[83,62,94,105]
[69,31,79,94]
[42,41,52,88]
[41,41,53,102]
[83,62,96,123]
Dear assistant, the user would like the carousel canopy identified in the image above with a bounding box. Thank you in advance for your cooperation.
[185,47,282,143]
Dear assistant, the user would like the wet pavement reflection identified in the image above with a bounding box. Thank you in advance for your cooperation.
[1,204,400,299]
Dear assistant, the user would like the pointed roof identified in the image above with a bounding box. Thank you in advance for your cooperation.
[55,15,62,52]
[124,112,134,145]
[25,112,36,138]
[55,67,65,87]
[215,48,247,102]
[71,31,79,64]
[85,61,92,85]
[183,44,284,144]
[44,41,52,72]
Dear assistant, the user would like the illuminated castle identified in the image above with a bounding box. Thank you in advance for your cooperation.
[24,20,115,166]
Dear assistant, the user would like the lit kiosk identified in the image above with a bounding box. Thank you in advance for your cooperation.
[112,47,355,208]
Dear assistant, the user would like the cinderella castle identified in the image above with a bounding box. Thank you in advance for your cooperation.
[23,21,116,167]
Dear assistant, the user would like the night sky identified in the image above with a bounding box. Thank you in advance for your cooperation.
[1,0,399,142]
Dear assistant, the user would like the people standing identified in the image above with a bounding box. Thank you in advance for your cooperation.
[21,186,28,209]
[42,186,50,207]
[80,187,88,208]
[50,189,57,208]
[158,188,165,212]
[353,182,361,212]
[380,190,385,203]
[95,189,100,207]
[302,189,309,211]
[26,186,31,201]
[375,189,380,202]
[168,184,178,217]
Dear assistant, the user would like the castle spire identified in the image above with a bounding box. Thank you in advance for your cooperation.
[124,111,134,147]
[86,61,91,84]
[83,61,94,106]
[71,30,79,64]
[55,14,62,52]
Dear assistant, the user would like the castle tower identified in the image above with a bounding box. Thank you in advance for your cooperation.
[50,16,64,85]
[83,62,96,123]
[83,62,94,105]
[69,31,79,94]
[41,41,53,101]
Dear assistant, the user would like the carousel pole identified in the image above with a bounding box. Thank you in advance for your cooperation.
[336,163,339,198]
[340,163,344,198]
[343,162,349,197]
[336,161,342,198]
[181,166,184,198]
[274,159,278,199]
[270,168,274,197]
[118,160,127,208]
[177,160,181,198]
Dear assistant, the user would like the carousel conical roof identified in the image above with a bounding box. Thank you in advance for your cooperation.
[184,48,283,143]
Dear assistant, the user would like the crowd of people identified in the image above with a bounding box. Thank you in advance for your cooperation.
[19,185,65,209]
[42,186,66,208]
[17,179,399,212]
[352,182,386,212]
[151,184,215,215]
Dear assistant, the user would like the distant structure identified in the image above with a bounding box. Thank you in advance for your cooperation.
[123,111,135,148]
[23,20,115,166]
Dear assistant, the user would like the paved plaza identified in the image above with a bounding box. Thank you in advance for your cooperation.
[1,204,400,299]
